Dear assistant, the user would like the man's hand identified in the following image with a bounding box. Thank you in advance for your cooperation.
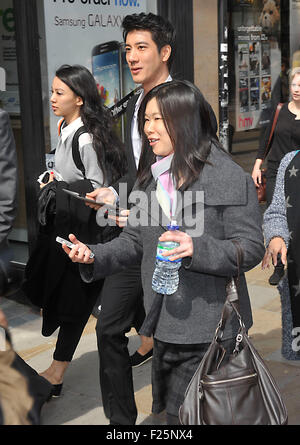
[262,237,287,270]
[158,230,194,262]
[61,234,94,264]
[106,209,130,228]
[85,187,116,210]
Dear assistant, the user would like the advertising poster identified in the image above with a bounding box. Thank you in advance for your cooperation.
[290,0,300,69]
[233,0,281,132]
[43,0,156,148]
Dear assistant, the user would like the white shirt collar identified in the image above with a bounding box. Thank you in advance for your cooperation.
[60,117,83,143]
[134,75,173,111]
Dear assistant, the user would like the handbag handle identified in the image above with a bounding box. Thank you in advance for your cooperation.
[214,241,245,341]
[262,103,283,160]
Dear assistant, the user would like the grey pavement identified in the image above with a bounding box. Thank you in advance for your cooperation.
[1,263,300,425]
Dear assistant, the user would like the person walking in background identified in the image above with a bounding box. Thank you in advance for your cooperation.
[251,67,300,285]
[22,64,126,398]
[0,107,18,297]
[85,13,176,425]
[262,147,300,361]
[62,80,264,425]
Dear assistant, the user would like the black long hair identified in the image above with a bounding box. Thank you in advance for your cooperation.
[137,80,222,190]
[55,64,127,184]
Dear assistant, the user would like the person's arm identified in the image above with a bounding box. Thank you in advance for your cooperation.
[251,158,264,187]
[0,110,17,244]
[62,221,143,283]
[263,151,297,249]
[251,105,279,186]
[182,175,265,277]
[79,137,104,189]
[261,152,296,270]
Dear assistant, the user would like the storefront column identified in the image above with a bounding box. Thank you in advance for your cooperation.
[193,0,219,122]
[13,0,45,254]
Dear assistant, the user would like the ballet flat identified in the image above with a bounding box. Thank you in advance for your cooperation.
[47,383,63,400]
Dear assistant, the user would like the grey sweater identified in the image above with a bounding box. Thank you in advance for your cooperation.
[55,117,104,189]
[263,149,300,360]
[263,150,299,247]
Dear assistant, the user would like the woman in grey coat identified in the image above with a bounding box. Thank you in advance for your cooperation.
[62,81,265,424]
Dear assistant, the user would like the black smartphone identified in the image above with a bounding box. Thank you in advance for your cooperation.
[92,41,122,109]
[62,188,123,216]
[42,172,50,184]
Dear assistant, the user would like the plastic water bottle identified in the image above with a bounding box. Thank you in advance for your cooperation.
[152,221,182,295]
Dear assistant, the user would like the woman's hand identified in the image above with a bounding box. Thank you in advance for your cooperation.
[40,171,55,189]
[262,237,287,270]
[251,159,263,187]
[159,230,193,262]
[61,234,94,264]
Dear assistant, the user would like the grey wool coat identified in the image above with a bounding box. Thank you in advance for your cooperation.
[80,144,265,344]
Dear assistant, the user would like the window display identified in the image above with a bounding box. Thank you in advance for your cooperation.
[230,0,282,132]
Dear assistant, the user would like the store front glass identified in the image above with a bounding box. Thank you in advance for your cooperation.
[0,0,28,265]
[37,0,157,157]
[228,0,299,173]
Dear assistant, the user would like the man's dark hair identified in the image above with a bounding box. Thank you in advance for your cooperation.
[122,13,176,70]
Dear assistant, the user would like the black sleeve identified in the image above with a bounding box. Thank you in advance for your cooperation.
[256,104,279,160]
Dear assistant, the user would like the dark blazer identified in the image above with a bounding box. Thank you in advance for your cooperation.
[112,93,140,199]
[80,144,265,344]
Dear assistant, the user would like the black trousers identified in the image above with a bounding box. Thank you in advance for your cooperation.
[265,163,278,207]
[53,313,92,362]
[95,265,145,425]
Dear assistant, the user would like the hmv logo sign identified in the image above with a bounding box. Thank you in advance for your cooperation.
[238,116,254,129]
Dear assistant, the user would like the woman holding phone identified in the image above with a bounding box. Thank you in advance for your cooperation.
[61,80,264,424]
[22,64,126,397]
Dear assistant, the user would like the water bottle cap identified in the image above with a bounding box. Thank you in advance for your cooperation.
[167,220,179,231]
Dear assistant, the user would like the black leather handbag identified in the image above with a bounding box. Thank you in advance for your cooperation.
[178,278,288,425]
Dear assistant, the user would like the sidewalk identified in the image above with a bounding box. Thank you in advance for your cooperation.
[1,263,300,425]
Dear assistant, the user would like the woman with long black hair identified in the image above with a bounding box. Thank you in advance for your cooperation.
[22,64,126,397]
[61,80,264,424]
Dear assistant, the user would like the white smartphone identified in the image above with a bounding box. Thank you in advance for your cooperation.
[56,236,95,259]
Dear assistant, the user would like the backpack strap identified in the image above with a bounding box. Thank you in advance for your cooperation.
[55,120,88,178]
[72,126,87,179]
[58,118,65,136]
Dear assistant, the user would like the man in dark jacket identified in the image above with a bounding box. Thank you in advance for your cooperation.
[86,13,176,425]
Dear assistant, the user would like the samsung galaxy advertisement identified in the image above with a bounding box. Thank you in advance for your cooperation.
[43,0,157,148]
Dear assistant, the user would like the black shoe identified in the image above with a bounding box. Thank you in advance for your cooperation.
[47,383,63,401]
[130,349,153,368]
[268,265,285,286]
